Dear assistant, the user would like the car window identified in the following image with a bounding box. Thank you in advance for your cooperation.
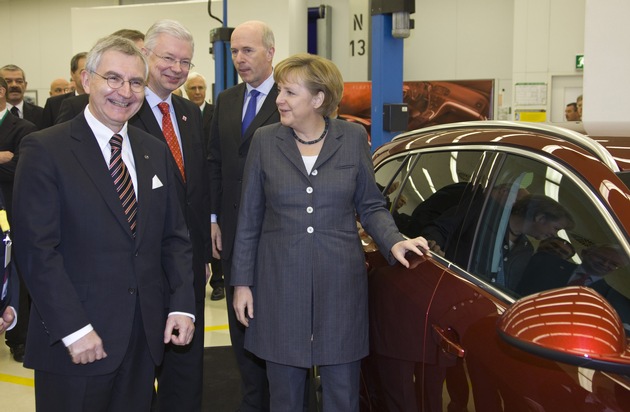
[379,150,485,239]
[468,154,630,319]
[374,154,413,212]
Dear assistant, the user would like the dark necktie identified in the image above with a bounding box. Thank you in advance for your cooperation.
[242,89,261,137]
[157,102,186,182]
[109,134,137,236]
[10,106,20,118]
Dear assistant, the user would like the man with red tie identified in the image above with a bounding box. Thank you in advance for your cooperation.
[129,19,210,412]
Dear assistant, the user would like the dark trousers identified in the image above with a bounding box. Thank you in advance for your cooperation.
[153,297,205,412]
[224,258,270,412]
[267,360,360,412]
[209,257,224,289]
[34,300,154,412]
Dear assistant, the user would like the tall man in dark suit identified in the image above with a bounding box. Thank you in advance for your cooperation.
[0,65,43,128]
[128,20,210,412]
[12,35,195,411]
[0,75,37,362]
[208,20,280,412]
[184,72,225,301]
[40,52,87,129]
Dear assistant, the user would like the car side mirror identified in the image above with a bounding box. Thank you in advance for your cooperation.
[497,286,630,375]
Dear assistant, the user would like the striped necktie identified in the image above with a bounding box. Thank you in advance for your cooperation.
[109,134,137,236]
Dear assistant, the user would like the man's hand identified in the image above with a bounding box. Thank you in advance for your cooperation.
[233,286,253,327]
[164,315,195,346]
[0,306,16,334]
[211,222,222,259]
[0,151,14,164]
[67,330,107,365]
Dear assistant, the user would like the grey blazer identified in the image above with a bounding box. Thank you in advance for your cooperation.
[231,119,403,368]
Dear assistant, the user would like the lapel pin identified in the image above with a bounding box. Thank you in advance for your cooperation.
[182,115,187,122]
[144,155,150,159]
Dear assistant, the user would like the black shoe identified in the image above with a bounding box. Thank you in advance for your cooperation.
[210,286,225,301]
[9,344,25,363]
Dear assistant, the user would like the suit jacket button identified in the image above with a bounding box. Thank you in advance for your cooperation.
[128,288,136,294]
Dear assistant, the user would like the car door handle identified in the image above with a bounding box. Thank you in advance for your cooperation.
[432,324,466,358]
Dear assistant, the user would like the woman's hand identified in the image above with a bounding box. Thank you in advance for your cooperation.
[233,286,254,327]
[390,236,430,268]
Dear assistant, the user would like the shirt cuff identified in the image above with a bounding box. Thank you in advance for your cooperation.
[5,306,17,331]
[211,214,218,223]
[169,311,195,323]
[62,324,94,347]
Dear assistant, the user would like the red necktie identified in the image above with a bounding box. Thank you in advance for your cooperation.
[157,102,186,182]
[109,134,137,236]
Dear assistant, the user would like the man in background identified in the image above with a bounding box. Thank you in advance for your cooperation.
[40,52,87,129]
[0,75,37,362]
[129,20,210,412]
[48,78,70,97]
[208,20,279,411]
[0,65,43,128]
[184,71,224,301]
[565,102,580,121]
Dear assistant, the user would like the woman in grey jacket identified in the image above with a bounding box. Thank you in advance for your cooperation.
[231,53,429,411]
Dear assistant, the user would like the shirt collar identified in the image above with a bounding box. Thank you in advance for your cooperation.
[245,72,275,96]
[145,87,173,109]
[83,105,129,150]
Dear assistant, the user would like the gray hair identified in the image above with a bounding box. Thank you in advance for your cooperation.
[85,35,148,79]
[144,19,194,54]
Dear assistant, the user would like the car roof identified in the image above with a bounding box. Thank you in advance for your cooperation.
[374,121,630,173]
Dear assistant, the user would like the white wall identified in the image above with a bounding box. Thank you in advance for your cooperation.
[0,0,584,121]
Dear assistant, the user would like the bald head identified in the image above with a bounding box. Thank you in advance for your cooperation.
[230,20,275,88]
[50,78,70,96]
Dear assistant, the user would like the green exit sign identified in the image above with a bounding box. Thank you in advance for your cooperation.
[576,54,584,69]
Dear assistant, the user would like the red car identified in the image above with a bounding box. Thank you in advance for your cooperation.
[362,121,630,411]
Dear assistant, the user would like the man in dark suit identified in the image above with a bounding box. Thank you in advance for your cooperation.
[40,52,87,129]
[208,20,279,412]
[0,64,43,128]
[12,35,195,412]
[128,20,210,412]
[184,72,224,301]
[0,75,37,362]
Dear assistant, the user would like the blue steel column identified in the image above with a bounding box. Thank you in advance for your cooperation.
[370,14,404,152]
[211,0,237,101]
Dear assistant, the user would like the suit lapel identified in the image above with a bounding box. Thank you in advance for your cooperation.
[132,99,186,185]
[129,130,152,244]
[69,114,135,238]
[171,96,192,184]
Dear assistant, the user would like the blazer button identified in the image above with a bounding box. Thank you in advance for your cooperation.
[306,206,313,214]
[128,288,136,294]
[306,187,313,194]
[307,226,314,234]
[311,169,318,176]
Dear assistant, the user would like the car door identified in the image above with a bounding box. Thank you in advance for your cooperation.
[365,149,486,411]
[426,150,630,411]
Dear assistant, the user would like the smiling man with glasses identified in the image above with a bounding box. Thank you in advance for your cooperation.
[12,34,195,412]
[129,19,210,412]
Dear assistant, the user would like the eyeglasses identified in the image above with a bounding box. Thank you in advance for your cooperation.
[147,49,194,71]
[91,71,145,93]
